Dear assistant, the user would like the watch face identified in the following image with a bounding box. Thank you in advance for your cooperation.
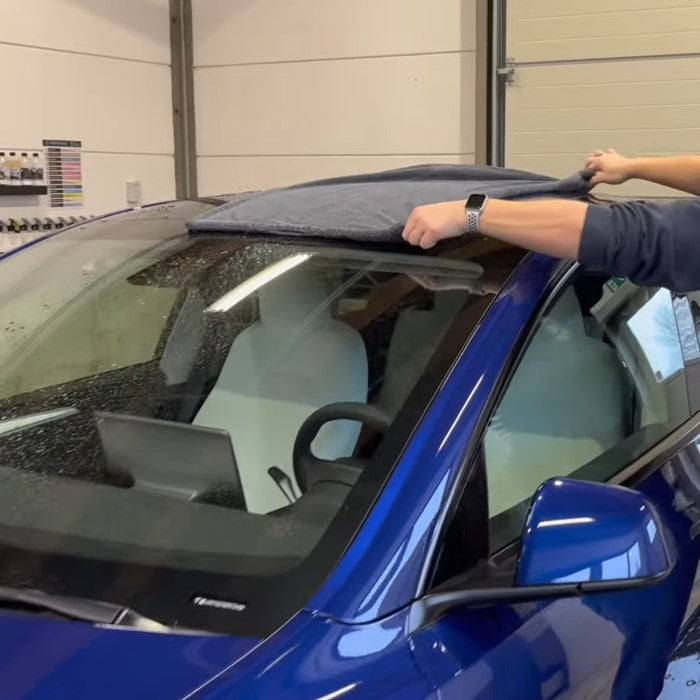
[466,194,487,210]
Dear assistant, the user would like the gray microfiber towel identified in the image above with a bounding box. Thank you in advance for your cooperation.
[187,164,593,243]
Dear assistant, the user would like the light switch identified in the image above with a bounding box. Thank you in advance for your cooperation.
[126,180,142,205]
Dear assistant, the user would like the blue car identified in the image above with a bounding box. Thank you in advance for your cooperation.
[0,197,698,699]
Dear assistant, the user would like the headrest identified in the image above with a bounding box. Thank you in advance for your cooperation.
[257,266,331,330]
[533,287,585,346]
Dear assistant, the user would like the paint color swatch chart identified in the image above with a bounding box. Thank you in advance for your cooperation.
[43,139,83,207]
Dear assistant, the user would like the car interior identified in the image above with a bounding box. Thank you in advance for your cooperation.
[0,237,485,573]
[485,272,692,546]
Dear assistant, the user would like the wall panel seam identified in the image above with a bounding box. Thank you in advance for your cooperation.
[194,48,476,70]
[0,40,170,66]
[514,7,700,22]
[197,153,476,158]
[508,51,700,68]
[81,151,175,157]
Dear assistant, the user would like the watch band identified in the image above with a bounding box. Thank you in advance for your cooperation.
[466,209,480,234]
[465,194,488,234]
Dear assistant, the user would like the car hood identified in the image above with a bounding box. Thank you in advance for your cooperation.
[0,613,258,699]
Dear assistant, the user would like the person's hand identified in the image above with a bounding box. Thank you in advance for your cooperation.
[402,200,467,249]
[585,148,635,186]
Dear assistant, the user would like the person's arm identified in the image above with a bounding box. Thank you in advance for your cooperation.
[402,199,587,257]
[587,149,700,195]
[580,198,700,291]
[402,197,700,292]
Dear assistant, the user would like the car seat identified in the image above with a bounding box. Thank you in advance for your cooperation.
[193,265,368,513]
[485,287,627,516]
[376,289,470,417]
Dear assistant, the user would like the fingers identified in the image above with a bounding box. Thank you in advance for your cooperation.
[404,224,433,248]
[402,207,438,248]
[586,149,606,169]
[589,173,603,186]
[402,211,423,246]
[403,224,421,246]
[402,211,415,240]
[419,233,436,249]
[408,229,424,247]
[587,147,617,164]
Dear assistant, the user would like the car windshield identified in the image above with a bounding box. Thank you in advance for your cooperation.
[0,202,521,635]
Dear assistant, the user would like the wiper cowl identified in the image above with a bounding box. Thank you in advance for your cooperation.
[0,585,170,632]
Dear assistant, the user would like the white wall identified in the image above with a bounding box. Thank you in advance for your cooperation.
[193,0,477,195]
[505,0,700,198]
[0,0,175,221]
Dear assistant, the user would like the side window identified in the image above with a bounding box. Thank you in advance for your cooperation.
[486,273,696,551]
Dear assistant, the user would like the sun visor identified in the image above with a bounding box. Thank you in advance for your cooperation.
[187,164,594,242]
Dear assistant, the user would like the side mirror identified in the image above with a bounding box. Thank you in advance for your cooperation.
[517,478,675,587]
[411,479,676,630]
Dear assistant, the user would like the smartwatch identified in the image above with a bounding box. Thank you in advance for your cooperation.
[465,194,489,234]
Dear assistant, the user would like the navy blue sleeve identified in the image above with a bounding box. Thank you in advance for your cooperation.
[578,197,700,292]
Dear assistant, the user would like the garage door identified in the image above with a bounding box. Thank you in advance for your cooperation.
[502,0,700,198]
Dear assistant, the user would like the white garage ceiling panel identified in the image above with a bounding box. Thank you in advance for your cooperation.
[508,0,700,61]
[504,1,700,198]
[198,154,475,195]
[196,53,475,157]
[193,0,477,194]
[0,44,173,154]
[194,0,475,66]
[508,59,700,197]
[0,0,171,64]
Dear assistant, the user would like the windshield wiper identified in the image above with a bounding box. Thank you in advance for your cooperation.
[0,408,78,437]
[0,585,170,632]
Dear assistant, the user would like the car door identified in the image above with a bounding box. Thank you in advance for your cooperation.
[410,270,700,700]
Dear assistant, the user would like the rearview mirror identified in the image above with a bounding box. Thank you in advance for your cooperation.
[410,479,676,630]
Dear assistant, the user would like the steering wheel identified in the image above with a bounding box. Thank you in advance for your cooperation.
[293,402,392,492]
